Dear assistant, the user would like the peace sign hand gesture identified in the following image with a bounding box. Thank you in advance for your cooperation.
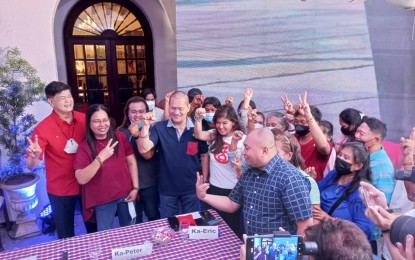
[26,135,42,158]
[297,91,312,120]
[281,95,295,114]
[97,139,118,162]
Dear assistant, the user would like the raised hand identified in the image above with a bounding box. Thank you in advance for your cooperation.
[97,139,119,161]
[400,127,415,157]
[244,88,253,101]
[165,91,174,103]
[281,95,295,114]
[193,94,205,107]
[297,91,311,118]
[128,123,140,138]
[225,96,234,106]
[141,112,156,126]
[232,130,244,141]
[195,107,206,121]
[26,135,42,158]
[195,172,210,199]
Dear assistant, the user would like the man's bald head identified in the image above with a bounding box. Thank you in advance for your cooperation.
[170,91,189,105]
[243,128,277,169]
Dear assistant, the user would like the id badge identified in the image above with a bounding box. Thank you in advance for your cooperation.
[64,138,79,154]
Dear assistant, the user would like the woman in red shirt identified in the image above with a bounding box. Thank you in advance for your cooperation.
[74,104,139,231]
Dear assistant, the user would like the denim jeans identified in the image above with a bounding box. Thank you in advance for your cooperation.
[94,195,134,231]
[136,186,160,223]
[159,193,199,218]
[48,193,97,239]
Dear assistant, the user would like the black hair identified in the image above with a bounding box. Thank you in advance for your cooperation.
[339,108,363,126]
[334,141,371,197]
[361,116,387,140]
[86,104,119,159]
[202,96,222,109]
[210,106,241,154]
[141,88,157,100]
[237,100,256,110]
[320,120,334,138]
[118,96,149,130]
[294,105,322,123]
[45,81,70,99]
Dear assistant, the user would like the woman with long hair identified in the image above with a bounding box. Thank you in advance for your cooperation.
[117,96,160,223]
[194,105,245,238]
[74,104,138,231]
[313,141,373,239]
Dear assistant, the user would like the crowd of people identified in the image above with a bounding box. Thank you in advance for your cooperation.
[26,81,414,259]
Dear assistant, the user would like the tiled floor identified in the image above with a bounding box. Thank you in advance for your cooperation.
[0,211,87,252]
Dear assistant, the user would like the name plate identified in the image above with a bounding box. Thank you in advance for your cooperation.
[111,243,153,259]
[189,226,219,239]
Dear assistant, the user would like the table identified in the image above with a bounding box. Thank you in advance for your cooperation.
[0,210,241,259]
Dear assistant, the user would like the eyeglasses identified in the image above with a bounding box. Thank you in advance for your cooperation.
[91,118,110,125]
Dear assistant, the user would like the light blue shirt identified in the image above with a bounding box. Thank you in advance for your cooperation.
[370,146,395,204]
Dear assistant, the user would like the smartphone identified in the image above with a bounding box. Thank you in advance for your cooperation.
[199,210,215,222]
[246,234,304,260]
[167,216,179,231]
[361,188,369,206]
[199,210,221,225]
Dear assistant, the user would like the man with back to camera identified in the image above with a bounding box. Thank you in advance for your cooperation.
[26,81,96,238]
[137,91,209,217]
[196,127,313,236]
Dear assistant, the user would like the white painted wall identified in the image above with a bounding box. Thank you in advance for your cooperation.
[0,0,178,222]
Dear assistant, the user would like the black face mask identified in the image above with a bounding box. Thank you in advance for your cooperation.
[335,157,353,176]
[295,124,310,137]
[340,126,352,136]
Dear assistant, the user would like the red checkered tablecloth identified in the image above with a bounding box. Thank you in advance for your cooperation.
[0,210,242,259]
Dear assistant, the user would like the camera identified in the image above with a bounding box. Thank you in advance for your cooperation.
[246,231,318,260]
[390,215,415,247]
[395,167,415,183]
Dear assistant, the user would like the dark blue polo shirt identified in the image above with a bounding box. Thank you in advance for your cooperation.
[149,119,208,196]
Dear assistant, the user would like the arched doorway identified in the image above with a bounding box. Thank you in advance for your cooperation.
[64,1,154,124]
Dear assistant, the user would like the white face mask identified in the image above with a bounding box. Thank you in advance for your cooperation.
[146,100,155,111]
[266,126,274,131]
[254,123,263,129]
[204,112,215,123]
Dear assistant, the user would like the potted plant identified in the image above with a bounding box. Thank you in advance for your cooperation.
[0,47,45,238]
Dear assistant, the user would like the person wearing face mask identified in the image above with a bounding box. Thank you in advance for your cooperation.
[283,92,332,181]
[334,108,363,153]
[265,111,289,133]
[201,96,222,130]
[313,142,373,240]
[141,88,164,122]
[354,117,395,205]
